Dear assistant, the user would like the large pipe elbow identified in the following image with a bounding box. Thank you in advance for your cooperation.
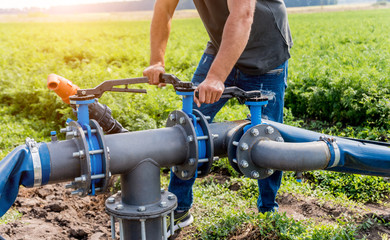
[251,140,331,171]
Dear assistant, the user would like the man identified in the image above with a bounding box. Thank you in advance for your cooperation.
[143,0,292,233]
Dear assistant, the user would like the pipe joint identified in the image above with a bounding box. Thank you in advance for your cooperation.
[236,124,283,179]
[319,136,341,168]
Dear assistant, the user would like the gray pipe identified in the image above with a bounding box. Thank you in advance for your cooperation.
[47,120,250,183]
[121,161,162,240]
[209,120,249,157]
[106,126,188,175]
[47,126,188,183]
[251,140,331,171]
[47,139,81,184]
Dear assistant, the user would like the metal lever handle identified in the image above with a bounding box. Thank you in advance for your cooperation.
[159,74,195,92]
[195,86,267,104]
[76,77,149,99]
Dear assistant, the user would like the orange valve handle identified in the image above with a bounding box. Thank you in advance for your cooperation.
[47,74,80,104]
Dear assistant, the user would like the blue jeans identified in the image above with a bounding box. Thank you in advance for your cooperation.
[169,53,288,213]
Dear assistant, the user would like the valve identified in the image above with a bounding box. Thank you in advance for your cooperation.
[47,74,149,134]
[161,74,271,179]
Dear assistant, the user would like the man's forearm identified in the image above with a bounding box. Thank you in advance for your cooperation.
[207,0,255,82]
[149,0,179,66]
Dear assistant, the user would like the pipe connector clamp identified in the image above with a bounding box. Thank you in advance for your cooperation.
[25,137,42,187]
[320,136,340,168]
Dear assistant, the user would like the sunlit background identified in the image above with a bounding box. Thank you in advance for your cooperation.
[0,0,135,9]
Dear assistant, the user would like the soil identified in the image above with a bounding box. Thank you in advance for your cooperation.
[1,174,389,240]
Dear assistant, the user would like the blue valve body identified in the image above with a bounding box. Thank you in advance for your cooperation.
[73,99,104,195]
[177,91,207,162]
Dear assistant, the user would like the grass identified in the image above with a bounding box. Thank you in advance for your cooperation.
[0,6,389,239]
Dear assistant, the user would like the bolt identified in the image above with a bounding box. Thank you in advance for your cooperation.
[168,194,175,200]
[169,114,176,121]
[232,141,239,146]
[265,126,274,135]
[81,90,86,95]
[71,189,82,195]
[73,150,85,158]
[240,160,249,168]
[276,137,284,142]
[213,156,219,161]
[181,171,189,178]
[187,135,194,142]
[232,158,238,163]
[172,166,177,173]
[212,134,219,139]
[74,175,87,183]
[160,201,167,208]
[251,171,260,179]
[250,128,259,137]
[65,183,75,189]
[107,197,115,204]
[137,206,146,212]
[116,204,124,210]
[267,169,274,175]
[240,143,249,151]
[60,126,71,133]
[179,117,186,124]
[188,158,196,166]
[204,116,211,120]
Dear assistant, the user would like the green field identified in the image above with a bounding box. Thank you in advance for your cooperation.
[0,7,390,239]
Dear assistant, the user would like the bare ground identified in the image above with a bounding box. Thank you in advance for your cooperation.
[1,175,389,240]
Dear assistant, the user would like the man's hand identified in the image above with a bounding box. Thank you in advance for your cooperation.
[194,76,225,107]
[143,63,165,87]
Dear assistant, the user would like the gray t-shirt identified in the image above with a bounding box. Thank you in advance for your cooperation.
[193,0,293,75]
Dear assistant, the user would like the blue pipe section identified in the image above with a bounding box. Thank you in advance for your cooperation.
[243,101,268,132]
[263,120,390,177]
[177,91,207,164]
[75,99,95,128]
[0,143,50,217]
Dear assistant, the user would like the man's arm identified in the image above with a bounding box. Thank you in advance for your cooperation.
[194,0,256,107]
[143,0,179,85]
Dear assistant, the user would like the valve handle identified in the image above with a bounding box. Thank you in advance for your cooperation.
[195,86,268,104]
[159,74,268,104]
[74,77,149,99]
[159,74,195,92]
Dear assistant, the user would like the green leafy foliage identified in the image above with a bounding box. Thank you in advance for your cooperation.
[305,171,390,203]
[286,9,390,129]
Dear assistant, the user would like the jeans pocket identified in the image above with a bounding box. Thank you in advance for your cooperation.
[264,68,283,76]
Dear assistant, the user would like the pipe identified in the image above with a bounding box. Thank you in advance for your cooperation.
[46,120,248,183]
[47,74,79,104]
[106,126,188,175]
[251,140,331,171]
[209,120,249,157]
[120,161,162,240]
[46,126,189,183]
[262,119,390,177]
[0,143,50,217]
